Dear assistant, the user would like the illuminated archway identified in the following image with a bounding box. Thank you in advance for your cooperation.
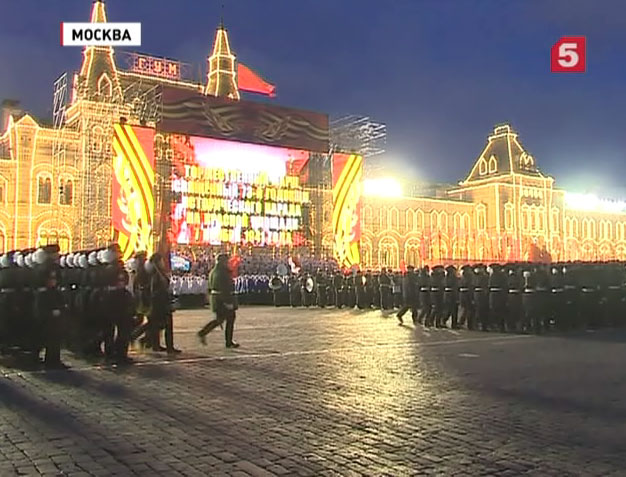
[378,237,399,269]
[404,238,421,267]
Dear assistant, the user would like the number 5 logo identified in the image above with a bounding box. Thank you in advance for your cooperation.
[551,36,586,72]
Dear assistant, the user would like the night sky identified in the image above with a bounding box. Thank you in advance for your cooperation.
[2,0,626,196]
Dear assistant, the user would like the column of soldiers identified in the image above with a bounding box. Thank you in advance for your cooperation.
[268,262,626,333]
[0,245,180,369]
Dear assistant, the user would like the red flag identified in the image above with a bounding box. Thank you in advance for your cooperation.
[237,62,276,97]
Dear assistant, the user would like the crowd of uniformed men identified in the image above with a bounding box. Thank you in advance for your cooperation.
[271,263,626,332]
[2,243,626,369]
[0,244,180,369]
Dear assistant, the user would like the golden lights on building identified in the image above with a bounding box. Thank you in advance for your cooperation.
[360,124,626,269]
[0,1,625,270]
[0,0,243,254]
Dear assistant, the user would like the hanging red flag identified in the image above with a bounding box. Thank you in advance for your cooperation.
[237,62,276,97]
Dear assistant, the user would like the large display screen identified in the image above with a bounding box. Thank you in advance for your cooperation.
[169,134,310,247]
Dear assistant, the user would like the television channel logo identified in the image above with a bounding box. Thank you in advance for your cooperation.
[551,36,586,73]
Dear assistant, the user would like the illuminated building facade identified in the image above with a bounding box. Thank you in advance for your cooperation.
[0,1,326,257]
[1,2,624,269]
[361,124,626,268]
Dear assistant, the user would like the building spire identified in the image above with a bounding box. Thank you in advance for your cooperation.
[90,0,107,23]
[77,0,121,102]
[204,21,240,100]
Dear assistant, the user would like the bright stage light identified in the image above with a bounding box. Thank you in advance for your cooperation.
[564,192,626,213]
[363,177,403,197]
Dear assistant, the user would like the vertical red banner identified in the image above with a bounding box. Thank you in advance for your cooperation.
[331,153,363,268]
[111,124,156,261]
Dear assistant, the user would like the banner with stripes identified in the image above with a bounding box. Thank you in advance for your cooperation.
[332,153,363,268]
[111,124,155,261]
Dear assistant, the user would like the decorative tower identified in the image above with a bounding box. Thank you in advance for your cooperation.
[76,0,122,102]
[204,22,240,100]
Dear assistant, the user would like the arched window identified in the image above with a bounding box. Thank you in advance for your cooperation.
[0,228,6,253]
[476,205,486,230]
[92,126,104,153]
[97,73,113,97]
[389,208,399,229]
[521,205,530,230]
[37,175,52,204]
[430,210,438,230]
[454,212,461,232]
[488,155,497,173]
[504,203,514,230]
[59,178,73,205]
[537,206,544,230]
[551,208,560,232]
[380,207,388,229]
[406,209,415,232]
[565,217,572,237]
[479,158,487,175]
[604,221,612,240]
[416,210,425,229]
[463,213,470,230]
[0,177,6,204]
[439,212,448,231]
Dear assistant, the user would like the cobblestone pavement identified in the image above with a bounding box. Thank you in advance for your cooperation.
[2,306,626,476]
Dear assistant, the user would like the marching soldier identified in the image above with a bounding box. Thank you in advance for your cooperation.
[316,269,328,308]
[379,268,393,310]
[458,265,474,329]
[430,265,445,328]
[506,264,523,332]
[396,266,418,325]
[417,266,431,325]
[488,263,507,332]
[332,271,344,308]
[473,264,489,331]
[289,273,301,307]
[550,265,565,331]
[370,272,381,310]
[32,245,65,368]
[443,265,459,329]
[345,270,357,308]
[562,264,580,331]
[356,270,367,309]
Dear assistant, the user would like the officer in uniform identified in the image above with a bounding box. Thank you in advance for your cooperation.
[198,253,240,348]
[443,265,459,329]
[417,266,431,325]
[535,264,551,333]
[458,265,474,329]
[355,270,367,309]
[488,263,507,332]
[430,265,445,328]
[473,264,489,331]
